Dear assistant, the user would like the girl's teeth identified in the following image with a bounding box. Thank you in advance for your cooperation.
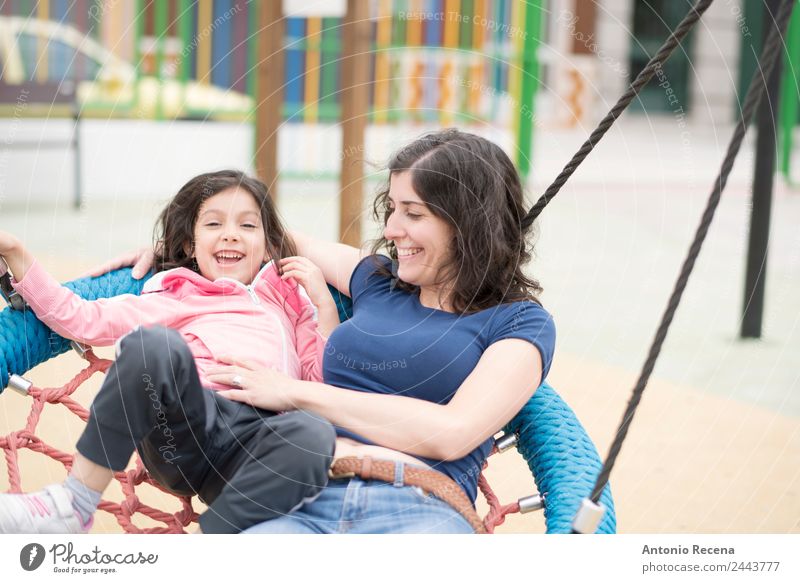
[216,253,243,263]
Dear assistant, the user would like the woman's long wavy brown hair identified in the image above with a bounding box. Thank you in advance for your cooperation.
[371,129,542,314]
[152,170,296,274]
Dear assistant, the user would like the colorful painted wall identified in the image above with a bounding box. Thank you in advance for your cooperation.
[0,0,532,126]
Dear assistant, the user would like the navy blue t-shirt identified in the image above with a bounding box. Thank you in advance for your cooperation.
[322,255,556,501]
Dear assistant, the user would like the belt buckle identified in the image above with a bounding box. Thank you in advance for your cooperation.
[328,468,356,480]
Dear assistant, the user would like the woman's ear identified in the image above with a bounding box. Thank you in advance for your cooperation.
[183,241,194,258]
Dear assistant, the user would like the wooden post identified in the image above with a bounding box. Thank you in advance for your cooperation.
[571,0,597,55]
[255,1,286,199]
[338,0,371,246]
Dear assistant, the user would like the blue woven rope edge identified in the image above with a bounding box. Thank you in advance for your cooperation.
[505,382,617,533]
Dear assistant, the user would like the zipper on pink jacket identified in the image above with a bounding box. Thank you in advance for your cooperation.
[246,285,260,305]
[197,263,290,373]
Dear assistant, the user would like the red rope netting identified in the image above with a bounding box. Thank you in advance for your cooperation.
[1,350,524,534]
[0,350,198,533]
[478,451,524,533]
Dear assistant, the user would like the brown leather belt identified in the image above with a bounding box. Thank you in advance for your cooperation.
[328,456,485,534]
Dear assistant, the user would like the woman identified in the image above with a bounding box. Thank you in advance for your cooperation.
[98,129,556,533]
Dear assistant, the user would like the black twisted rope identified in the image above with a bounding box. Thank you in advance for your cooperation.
[522,0,713,229]
[587,0,796,508]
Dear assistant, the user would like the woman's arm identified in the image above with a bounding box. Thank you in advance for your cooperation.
[209,338,543,461]
[290,230,364,297]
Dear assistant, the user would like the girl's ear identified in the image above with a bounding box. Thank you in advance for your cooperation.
[184,241,194,258]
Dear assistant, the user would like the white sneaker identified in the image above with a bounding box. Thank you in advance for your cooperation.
[0,484,92,534]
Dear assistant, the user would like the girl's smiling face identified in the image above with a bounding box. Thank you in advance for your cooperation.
[192,187,268,284]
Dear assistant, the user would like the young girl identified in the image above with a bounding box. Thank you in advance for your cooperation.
[0,169,338,534]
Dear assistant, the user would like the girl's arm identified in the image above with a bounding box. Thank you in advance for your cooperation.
[278,256,337,382]
[290,230,365,297]
[209,338,543,461]
[1,233,170,346]
[292,305,328,383]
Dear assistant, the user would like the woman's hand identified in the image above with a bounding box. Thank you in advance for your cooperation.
[206,355,302,412]
[80,247,155,280]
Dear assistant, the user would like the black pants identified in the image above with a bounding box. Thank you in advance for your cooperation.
[75,326,335,534]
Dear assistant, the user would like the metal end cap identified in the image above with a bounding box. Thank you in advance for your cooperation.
[494,432,519,453]
[70,341,90,359]
[519,493,545,513]
[572,497,606,534]
[8,374,33,396]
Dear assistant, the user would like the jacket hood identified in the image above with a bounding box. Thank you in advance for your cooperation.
[142,260,309,317]
[143,261,279,295]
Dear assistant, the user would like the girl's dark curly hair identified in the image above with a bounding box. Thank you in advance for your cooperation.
[152,169,296,274]
[371,129,542,314]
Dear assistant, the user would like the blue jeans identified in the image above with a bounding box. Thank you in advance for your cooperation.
[242,463,475,534]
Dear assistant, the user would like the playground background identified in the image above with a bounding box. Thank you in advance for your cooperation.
[1,1,799,533]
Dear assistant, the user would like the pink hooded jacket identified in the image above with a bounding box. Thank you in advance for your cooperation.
[12,260,326,390]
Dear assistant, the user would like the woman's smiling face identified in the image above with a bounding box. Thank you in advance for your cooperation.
[192,187,268,284]
[383,171,455,308]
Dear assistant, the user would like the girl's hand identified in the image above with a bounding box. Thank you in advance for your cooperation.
[0,231,21,256]
[0,232,15,276]
[0,231,32,281]
[206,355,301,411]
[279,256,334,310]
[80,247,155,280]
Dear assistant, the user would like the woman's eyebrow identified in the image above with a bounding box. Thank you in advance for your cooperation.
[387,194,424,206]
